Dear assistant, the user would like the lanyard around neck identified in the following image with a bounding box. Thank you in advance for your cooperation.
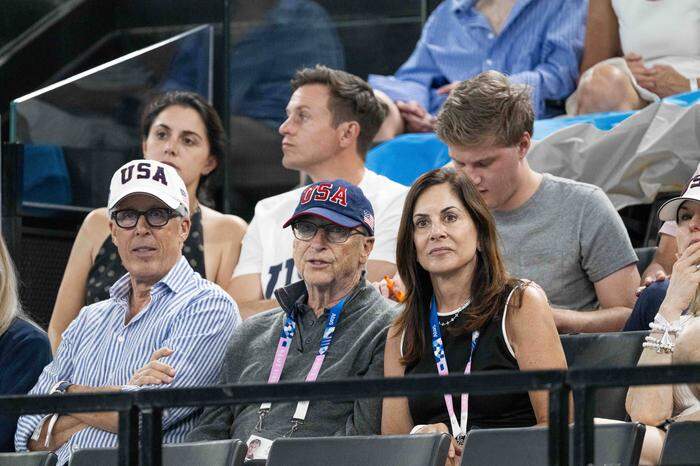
[257,296,347,435]
[429,296,479,445]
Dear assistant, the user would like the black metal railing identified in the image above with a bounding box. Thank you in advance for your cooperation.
[2,364,699,466]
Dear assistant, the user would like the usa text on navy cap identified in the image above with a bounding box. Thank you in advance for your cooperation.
[283,179,375,235]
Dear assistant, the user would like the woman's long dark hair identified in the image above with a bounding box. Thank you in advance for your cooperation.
[394,168,523,366]
[140,91,227,207]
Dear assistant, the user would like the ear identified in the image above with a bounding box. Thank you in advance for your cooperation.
[359,236,375,264]
[201,154,218,177]
[179,217,191,243]
[109,220,118,246]
[337,121,361,149]
[517,132,531,159]
[141,139,148,157]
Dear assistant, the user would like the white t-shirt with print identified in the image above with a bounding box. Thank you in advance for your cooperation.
[234,168,408,299]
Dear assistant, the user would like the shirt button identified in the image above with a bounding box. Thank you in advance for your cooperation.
[485,59,493,66]
[487,33,495,39]
[117,335,125,343]
[305,338,311,345]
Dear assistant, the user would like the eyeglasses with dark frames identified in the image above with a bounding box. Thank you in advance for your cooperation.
[111,207,181,229]
[291,220,365,244]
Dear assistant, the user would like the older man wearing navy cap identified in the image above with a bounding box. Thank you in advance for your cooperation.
[188,179,397,460]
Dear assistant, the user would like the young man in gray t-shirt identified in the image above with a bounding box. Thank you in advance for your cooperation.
[435,71,639,333]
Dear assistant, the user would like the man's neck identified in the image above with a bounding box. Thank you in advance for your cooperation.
[496,164,543,212]
[306,273,361,317]
[308,151,365,186]
[127,281,154,324]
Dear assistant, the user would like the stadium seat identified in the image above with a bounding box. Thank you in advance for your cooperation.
[0,451,57,466]
[659,421,700,466]
[560,331,647,420]
[68,439,246,466]
[266,434,451,466]
[460,422,645,466]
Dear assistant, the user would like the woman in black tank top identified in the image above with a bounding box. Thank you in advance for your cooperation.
[382,169,567,463]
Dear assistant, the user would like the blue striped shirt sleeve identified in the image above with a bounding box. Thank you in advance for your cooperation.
[123,292,238,431]
[14,312,84,451]
[507,0,587,116]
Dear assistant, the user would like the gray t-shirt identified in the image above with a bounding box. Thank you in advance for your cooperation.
[187,278,397,443]
[493,174,637,310]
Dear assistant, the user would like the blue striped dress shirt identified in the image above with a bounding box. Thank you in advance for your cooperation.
[15,256,239,465]
[369,0,587,118]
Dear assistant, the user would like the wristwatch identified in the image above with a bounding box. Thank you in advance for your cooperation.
[49,380,73,394]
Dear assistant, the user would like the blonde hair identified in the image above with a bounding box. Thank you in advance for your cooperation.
[0,234,21,335]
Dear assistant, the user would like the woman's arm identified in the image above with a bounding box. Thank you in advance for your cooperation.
[580,0,621,74]
[506,284,569,425]
[381,324,413,435]
[625,244,700,424]
[48,208,109,353]
[200,206,248,289]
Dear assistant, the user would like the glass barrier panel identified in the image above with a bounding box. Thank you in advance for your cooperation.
[10,24,213,216]
[225,0,427,219]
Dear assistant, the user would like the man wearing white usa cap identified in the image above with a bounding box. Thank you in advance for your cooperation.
[15,160,239,465]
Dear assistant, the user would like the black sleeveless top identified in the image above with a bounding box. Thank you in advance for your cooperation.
[406,282,537,431]
[85,210,206,304]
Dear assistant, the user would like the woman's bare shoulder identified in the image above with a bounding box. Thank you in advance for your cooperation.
[80,208,111,242]
[199,205,248,239]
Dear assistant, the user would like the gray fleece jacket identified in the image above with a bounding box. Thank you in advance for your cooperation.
[187,278,397,442]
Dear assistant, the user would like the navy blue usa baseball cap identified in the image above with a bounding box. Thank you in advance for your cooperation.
[283,179,375,236]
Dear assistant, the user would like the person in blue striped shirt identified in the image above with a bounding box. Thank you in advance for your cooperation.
[14,159,240,465]
[369,0,587,140]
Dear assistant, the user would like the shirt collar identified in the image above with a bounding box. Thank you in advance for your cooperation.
[275,272,368,317]
[109,255,192,300]
[451,0,476,14]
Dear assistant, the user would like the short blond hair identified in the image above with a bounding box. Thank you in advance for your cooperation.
[0,234,21,335]
[435,71,534,148]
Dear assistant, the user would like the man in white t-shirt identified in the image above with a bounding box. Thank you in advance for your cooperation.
[228,65,408,318]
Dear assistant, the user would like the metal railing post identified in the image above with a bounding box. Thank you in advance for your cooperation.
[548,385,569,466]
[140,407,163,466]
[572,386,595,466]
[118,406,139,466]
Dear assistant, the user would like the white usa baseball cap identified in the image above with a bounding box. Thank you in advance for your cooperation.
[658,174,700,222]
[107,160,189,216]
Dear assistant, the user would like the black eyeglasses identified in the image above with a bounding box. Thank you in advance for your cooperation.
[291,220,365,244]
[111,208,181,229]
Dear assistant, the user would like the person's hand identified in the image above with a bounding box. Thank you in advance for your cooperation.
[411,423,462,465]
[645,64,693,98]
[128,347,175,386]
[396,101,436,133]
[662,242,700,318]
[636,270,668,296]
[436,82,460,95]
[372,274,406,302]
[625,53,652,86]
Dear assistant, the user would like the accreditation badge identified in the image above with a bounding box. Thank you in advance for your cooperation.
[246,434,273,460]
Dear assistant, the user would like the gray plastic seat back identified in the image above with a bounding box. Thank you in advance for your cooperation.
[461,423,645,466]
[561,331,647,420]
[267,434,451,466]
[0,451,57,466]
[659,421,700,466]
[69,439,246,466]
